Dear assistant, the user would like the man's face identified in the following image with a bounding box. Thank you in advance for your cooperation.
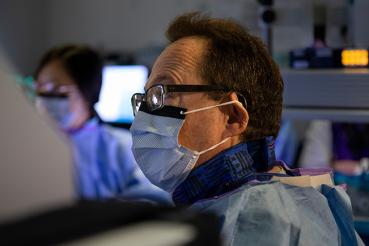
[145,36,237,166]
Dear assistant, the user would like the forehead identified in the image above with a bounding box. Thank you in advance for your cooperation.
[36,60,74,86]
[146,36,209,88]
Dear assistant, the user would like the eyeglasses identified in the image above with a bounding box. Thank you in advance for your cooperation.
[35,81,75,98]
[131,84,227,116]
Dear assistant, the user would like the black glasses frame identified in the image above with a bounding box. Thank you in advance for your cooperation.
[131,84,227,115]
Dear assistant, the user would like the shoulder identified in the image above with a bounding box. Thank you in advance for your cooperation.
[194,182,332,219]
[99,124,133,146]
[192,182,340,245]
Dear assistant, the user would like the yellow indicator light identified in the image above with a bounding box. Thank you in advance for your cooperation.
[342,49,368,67]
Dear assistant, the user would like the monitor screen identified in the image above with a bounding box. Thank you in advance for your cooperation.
[95,65,148,124]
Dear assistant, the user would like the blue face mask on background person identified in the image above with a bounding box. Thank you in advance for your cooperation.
[35,96,78,131]
[130,100,241,193]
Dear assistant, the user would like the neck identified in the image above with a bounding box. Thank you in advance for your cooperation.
[172,137,277,205]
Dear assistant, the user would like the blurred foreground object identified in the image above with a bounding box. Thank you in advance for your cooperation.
[0,200,221,246]
[0,48,74,221]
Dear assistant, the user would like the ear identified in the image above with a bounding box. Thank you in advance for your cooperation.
[222,92,249,139]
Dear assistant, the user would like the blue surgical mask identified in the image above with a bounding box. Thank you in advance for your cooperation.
[35,96,77,130]
[130,101,240,193]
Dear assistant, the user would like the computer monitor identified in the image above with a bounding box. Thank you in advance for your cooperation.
[95,65,148,125]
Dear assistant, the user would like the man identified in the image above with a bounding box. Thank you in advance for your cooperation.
[130,13,363,245]
[34,45,169,203]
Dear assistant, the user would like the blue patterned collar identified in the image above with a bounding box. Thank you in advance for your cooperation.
[172,137,278,206]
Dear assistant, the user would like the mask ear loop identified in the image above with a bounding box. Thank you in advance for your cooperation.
[180,100,243,115]
[180,99,245,155]
[195,137,231,155]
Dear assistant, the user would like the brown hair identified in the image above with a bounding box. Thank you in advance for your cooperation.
[166,12,283,140]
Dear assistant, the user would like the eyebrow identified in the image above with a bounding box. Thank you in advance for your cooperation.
[144,74,180,90]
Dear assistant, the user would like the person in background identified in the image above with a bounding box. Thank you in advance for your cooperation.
[299,120,369,219]
[129,12,363,245]
[34,44,170,204]
[300,121,369,173]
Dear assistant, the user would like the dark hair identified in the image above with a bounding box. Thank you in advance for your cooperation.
[166,12,284,140]
[35,44,103,112]
[333,123,369,160]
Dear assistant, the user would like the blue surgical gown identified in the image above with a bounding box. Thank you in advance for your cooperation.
[69,118,170,204]
[191,181,364,246]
